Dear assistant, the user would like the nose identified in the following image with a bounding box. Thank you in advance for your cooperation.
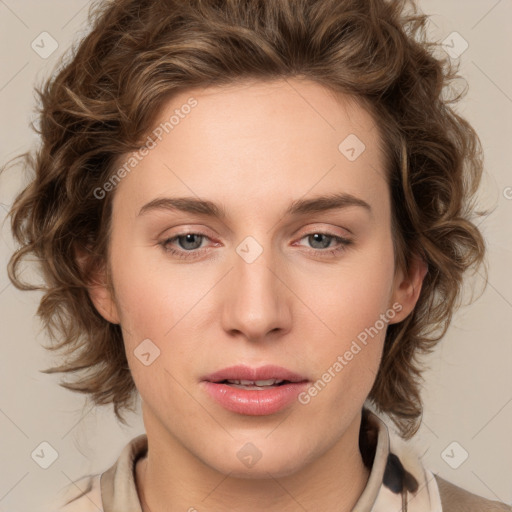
[220,243,292,342]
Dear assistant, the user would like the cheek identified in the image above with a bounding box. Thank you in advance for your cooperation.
[300,287,389,423]
[110,242,194,337]
[301,239,395,397]
[109,248,211,395]
[318,240,395,343]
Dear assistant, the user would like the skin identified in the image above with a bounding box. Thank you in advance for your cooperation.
[87,78,427,512]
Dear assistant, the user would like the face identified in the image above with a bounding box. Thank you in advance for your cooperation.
[90,78,425,478]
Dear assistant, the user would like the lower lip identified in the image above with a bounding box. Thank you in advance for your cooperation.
[202,381,309,415]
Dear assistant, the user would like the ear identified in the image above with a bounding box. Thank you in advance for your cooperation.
[75,246,121,325]
[388,253,428,324]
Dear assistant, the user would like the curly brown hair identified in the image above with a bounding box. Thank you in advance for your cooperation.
[2,0,489,438]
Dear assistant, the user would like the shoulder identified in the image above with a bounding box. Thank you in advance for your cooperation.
[48,433,147,512]
[49,474,103,512]
[434,475,512,511]
[381,415,511,512]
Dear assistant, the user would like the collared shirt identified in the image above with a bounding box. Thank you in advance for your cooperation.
[48,409,509,511]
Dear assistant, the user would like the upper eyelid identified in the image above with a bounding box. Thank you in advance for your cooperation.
[162,221,351,238]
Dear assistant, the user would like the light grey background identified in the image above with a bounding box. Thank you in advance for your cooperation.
[0,1,511,510]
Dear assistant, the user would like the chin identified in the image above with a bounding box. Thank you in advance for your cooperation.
[202,448,308,480]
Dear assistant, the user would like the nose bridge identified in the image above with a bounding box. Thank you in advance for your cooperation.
[222,235,289,340]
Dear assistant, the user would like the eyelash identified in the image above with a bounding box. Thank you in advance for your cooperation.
[158,231,353,260]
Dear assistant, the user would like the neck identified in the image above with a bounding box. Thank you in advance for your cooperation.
[135,409,371,512]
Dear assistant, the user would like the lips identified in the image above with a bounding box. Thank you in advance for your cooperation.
[201,364,310,415]
[202,364,308,384]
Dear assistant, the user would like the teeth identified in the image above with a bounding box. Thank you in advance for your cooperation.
[225,379,284,386]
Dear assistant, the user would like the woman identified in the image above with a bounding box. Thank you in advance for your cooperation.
[4,0,510,510]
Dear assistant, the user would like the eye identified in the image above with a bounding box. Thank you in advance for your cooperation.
[159,232,211,260]
[295,232,353,257]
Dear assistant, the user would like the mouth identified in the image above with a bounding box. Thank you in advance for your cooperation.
[201,365,310,415]
[215,378,299,390]
[202,364,309,385]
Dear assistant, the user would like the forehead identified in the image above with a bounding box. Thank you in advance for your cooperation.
[111,78,388,221]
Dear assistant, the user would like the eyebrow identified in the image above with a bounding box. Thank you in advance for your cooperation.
[137,192,372,219]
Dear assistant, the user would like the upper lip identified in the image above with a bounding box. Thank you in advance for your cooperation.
[202,364,309,383]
